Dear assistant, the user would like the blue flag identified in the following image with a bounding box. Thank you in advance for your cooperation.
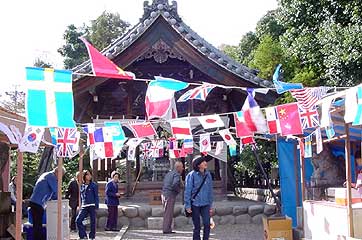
[273,64,303,94]
[25,67,75,128]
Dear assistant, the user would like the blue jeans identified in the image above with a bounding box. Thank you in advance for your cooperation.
[76,206,96,239]
[191,205,211,240]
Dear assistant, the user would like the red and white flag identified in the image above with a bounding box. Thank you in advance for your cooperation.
[234,111,253,137]
[290,87,330,110]
[199,133,211,152]
[197,115,224,129]
[219,129,237,146]
[130,122,157,138]
[169,138,181,158]
[240,136,255,152]
[276,103,303,136]
[242,88,268,133]
[170,118,192,139]
[265,107,281,134]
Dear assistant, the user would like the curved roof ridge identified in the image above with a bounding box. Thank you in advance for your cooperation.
[72,0,273,88]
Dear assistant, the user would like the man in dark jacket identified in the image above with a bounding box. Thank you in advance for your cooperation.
[105,171,121,231]
[29,167,65,240]
[162,161,184,234]
[66,171,80,231]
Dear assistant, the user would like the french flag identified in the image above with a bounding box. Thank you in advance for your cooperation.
[242,88,267,133]
[145,76,189,120]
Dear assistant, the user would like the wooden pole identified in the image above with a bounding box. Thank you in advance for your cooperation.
[299,139,306,202]
[78,146,84,209]
[15,150,23,240]
[345,123,354,237]
[57,157,63,240]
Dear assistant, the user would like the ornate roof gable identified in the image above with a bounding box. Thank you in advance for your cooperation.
[74,0,273,88]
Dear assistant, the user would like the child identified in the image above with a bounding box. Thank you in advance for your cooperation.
[76,170,99,240]
[105,171,121,231]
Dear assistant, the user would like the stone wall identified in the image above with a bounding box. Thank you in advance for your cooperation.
[234,188,279,204]
[93,203,277,229]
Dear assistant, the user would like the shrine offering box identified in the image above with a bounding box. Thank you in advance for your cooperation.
[335,188,362,206]
[263,216,293,240]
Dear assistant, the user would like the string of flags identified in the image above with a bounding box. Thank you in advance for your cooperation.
[2,38,362,161]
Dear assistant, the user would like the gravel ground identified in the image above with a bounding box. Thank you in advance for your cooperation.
[123,224,264,240]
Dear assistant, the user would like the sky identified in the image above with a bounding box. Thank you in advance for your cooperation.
[0,0,278,92]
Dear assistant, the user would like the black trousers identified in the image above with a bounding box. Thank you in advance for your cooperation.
[29,201,45,240]
[70,206,77,230]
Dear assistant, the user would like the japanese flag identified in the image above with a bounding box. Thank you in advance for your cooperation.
[219,129,237,146]
[198,115,224,129]
[199,133,211,152]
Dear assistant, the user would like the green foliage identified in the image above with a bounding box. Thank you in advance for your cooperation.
[249,35,284,80]
[10,150,43,199]
[238,32,260,65]
[277,0,362,86]
[58,11,129,69]
[256,10,285,40]
[233,140,277,177]
[219,44,241,63]
[58,24,89,69]
[89,11,130,51]
[33,58,52,68]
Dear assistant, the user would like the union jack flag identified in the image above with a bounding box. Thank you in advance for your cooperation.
[290,87,331,110]
[177,84,216,102]
[56,128,80,157]
[299,107,319,129]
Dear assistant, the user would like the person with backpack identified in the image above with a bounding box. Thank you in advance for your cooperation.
[184,156,213,240]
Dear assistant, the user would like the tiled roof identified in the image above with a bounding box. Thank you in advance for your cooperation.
[73,0,273,88]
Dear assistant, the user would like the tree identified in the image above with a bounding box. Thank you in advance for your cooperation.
[33,58,52,68]
[277,0,362,86]
[1,86,25,115]
[238,32,260,65]
[219,44,240,63]
[89,11,130,51]
[58,24,89,69]
[255,10,285,40]
[58,11,130,69]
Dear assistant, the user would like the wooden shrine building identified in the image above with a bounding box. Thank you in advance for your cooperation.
[72,0,277,200]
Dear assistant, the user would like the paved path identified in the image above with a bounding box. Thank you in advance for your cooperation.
[69,224,264,240]
[123,224,264,240]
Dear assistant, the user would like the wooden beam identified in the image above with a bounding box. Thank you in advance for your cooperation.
[345,123,354,237]
[299,139,306,202]
[15,151,23,240]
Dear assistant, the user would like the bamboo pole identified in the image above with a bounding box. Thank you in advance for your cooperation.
[15,150,23,240]
[57,157,63,240]
[345,123,354,237]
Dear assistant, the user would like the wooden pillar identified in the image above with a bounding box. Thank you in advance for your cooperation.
[221,160,227,196]
[107,158,112,177]
[92,159,98,183]
[15,151,23,240]
[57,157,63,240]
[293,143,300,206]
[78,146,84,209]
[299,138,306,202]
[100,158,105,181]
[345,123,354,237]
[125,148,131,197]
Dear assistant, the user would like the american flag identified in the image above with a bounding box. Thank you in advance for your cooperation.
[299,107,319,129]
[290,87,331,110]
[177,84,216,102]
[56,128,79,157]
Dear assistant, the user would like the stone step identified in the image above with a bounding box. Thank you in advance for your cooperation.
[147,217,174,229]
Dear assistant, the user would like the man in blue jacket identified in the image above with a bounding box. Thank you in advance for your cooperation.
[184,156,213,240]
[105,171,121,231]
[29,166,66,240]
